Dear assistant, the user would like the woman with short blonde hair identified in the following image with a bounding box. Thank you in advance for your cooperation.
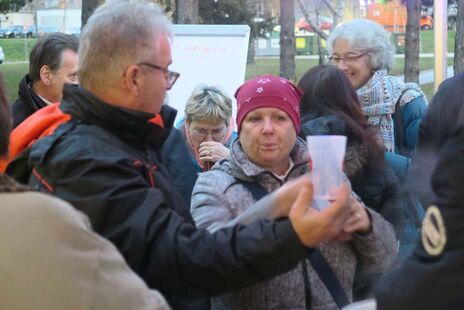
[178,84,236,172]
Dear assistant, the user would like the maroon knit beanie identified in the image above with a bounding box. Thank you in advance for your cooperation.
[234,75,303,133]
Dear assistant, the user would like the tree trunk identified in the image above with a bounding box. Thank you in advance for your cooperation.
[454,0,464,74]
[352,0,360,19]
[404,0,420,83]
[317,34,326,65]
[177,0,199,24]
[247,37,256,64]
[280,0,295,80]
[81,0,105,27]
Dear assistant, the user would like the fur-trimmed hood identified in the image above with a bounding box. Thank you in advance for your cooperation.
[0,174,30,193]
[300,114,369,178]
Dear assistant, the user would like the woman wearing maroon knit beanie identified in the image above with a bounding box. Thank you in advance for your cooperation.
[191,74,396,309]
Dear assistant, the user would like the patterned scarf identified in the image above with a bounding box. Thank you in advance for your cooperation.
[357,69,426,152]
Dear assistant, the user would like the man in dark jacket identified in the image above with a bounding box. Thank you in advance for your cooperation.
[412,72,464,208]
[375,124,464,309]
[7,3,351,309]
[11,32,78,128]
[375,73,464,310]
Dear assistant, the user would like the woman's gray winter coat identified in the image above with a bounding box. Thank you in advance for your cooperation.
[191,138,397,310]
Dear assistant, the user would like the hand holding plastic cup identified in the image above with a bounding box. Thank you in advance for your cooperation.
[306,135,347,210]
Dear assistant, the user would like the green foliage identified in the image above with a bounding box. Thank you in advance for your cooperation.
[198,0,275,38]
[0,63,28,102]
[0,0,29,14]
[0,38,36,62]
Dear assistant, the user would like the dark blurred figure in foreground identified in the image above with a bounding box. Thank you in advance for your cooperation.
[375,73,464,309]
[0,73,169,309]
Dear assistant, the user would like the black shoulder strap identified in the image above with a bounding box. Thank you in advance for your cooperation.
[234,178,349,309]
[236,179,269,199]
[307,250,349,308]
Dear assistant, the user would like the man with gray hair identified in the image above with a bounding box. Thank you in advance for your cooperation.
[7,2,351,309]
[11,32,79,128]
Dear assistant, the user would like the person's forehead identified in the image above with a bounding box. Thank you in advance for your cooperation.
[60,49,78,66]
[191,119,225,128]
[150,34,172,63]
[332,39,360,55]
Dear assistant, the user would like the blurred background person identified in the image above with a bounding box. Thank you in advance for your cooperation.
[298,65,401,299]
[327,19,426,165]
[12,33,79,128]
[376,113,464,309]
[191,75,396,309]
[0,73,169,310]
[177,84,237,172]
[299,65,402,241]
[326,19,425,256]
[412,72,464,208]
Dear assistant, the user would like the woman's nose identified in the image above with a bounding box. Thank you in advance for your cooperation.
[261,118,274,133]
[336,61,349,70]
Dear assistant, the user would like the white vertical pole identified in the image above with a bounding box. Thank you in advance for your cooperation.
[434,0,448,91]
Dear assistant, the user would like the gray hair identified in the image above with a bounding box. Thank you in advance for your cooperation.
[184,84,232,125]
[327,19,396,71]
[78,1,172,89]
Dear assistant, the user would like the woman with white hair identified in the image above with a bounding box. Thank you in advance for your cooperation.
[191,75,397,309]
[327,18,426,261]
[327,19,427,158]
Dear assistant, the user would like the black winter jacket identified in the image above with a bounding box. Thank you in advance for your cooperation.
[7,85,308,309]
[300,115,402,237]
[376,124,464,309]
[11,74,48,128]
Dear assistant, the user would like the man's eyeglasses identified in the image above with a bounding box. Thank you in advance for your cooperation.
[138,62,180,88]
[328,53,368,65]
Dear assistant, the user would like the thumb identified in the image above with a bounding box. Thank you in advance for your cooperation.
[289,180,314,219]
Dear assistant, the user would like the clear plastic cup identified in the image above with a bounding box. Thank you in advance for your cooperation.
[306,135,347,210]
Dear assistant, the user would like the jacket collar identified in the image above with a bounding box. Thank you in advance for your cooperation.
[60,85,177,146]
[0,174,30,193]
[17,74,47,111]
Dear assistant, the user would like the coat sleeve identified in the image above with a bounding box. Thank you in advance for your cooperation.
[190,170,239,232]
[401,96,427,153]
[378,166,404,239]
[352,208,398,274]
[32,143,307,298]
[93,239,171,310]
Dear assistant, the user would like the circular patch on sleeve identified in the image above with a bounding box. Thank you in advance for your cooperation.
[421,205,447,256]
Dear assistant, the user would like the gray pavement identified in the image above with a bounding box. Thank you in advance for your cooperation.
[397,66,454,85]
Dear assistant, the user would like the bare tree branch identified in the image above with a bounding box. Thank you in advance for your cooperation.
[332,0,345,29]
[321,0,336,16]
[296,0,327,40]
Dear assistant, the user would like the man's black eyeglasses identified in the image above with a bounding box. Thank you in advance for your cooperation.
[138,62,180,88]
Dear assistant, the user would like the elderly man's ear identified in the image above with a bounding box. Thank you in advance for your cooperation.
[123,65,142,96]
[39,65,53,86]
